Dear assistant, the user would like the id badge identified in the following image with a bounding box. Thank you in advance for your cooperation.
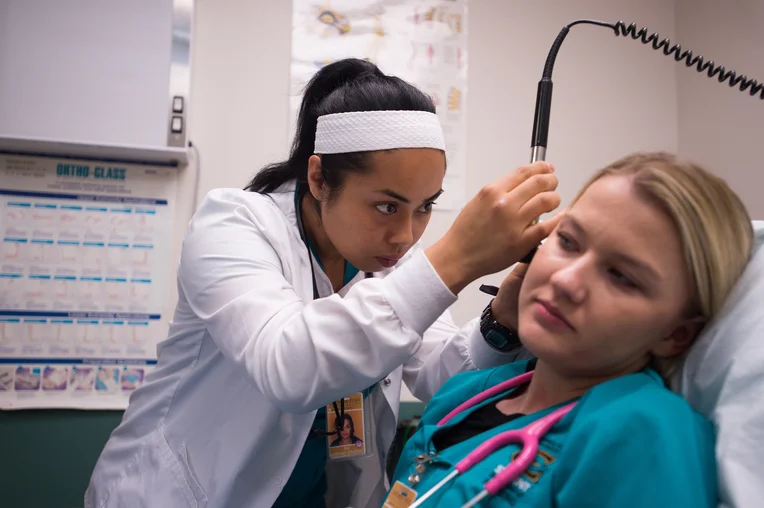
[325,389,375,461]
[382,480,418,508]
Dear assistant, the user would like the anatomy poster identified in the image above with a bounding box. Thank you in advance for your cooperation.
[0,155,176,409]
[291,0,468,210]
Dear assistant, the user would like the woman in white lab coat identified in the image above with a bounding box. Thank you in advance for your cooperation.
[85,58,560,508]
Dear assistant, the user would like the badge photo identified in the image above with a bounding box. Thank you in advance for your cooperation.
[326,391,368,460]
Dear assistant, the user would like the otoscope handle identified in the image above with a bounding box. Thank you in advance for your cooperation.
[531,79,553,150]
[521,77,554,264]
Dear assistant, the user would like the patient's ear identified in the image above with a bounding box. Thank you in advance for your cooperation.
[651,316,707,358]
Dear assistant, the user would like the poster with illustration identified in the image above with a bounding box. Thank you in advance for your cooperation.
[291,0,469,210]
[0,154,175,409]
[326,392,368,460]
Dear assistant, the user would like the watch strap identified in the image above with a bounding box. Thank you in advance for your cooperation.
[480,299,521,352]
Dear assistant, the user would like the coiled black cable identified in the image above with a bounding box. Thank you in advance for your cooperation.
[563,20,764,99]
[520,18,761,265]
[613,21,763,98]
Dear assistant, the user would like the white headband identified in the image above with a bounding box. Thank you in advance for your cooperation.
[314,110,446,154]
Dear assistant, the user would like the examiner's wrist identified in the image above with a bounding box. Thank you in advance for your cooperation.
[480,300,522,352]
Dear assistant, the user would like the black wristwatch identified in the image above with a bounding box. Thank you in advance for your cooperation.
[480,299,522,352]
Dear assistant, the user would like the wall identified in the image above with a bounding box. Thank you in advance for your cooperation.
[187,0,679,402]
[676,0,764,218]
[188,0,678,318]
[188,1,292,193]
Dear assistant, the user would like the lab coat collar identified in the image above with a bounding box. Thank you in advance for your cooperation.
[267,181,299,228]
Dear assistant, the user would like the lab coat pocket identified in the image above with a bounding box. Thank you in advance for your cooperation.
[153,427,207,508]
[145,427,209,508]
[89,428,208,508]
[178,444,209,507]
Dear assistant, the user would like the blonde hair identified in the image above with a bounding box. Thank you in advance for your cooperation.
[574,152,754,378]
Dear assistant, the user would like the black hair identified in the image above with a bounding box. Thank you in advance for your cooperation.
[337,413,355,434]
[245,58,437,196]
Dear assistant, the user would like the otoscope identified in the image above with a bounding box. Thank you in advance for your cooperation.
[480,19,763,297]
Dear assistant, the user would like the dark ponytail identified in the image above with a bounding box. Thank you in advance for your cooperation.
[245,58,436,195]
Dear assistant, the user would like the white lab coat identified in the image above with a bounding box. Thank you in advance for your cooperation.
[84,183,515,508]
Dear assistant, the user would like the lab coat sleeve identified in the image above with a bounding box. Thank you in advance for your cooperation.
[554,404,717,507]
[176,190,458,414]
[400,276,531,403]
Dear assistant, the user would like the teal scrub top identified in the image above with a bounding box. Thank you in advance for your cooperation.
[387,359,718,507]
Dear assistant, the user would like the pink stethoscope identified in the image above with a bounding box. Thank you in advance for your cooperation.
[408,370,577,508]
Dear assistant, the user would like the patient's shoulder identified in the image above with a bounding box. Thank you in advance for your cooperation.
[555,371,718,505]
[573,369,713,440]
[419,360,533,425]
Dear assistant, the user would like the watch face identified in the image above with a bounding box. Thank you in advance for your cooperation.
[485,329,509,350]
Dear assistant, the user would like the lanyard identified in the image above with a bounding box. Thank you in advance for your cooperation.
[294,186,322,301]
[295,186,372,437]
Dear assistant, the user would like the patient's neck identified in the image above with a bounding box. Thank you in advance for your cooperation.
[496,360,612,416]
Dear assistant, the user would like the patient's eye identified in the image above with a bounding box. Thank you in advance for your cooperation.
[609,268,637,289]
[557,231,576,251]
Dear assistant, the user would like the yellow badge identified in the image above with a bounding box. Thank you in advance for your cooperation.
[326,392,368,460]
[382,480,418,508]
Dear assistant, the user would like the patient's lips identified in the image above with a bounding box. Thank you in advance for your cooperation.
[533,298,575,332]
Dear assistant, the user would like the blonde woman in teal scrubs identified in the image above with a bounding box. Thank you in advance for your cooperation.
[385,152,753,508]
